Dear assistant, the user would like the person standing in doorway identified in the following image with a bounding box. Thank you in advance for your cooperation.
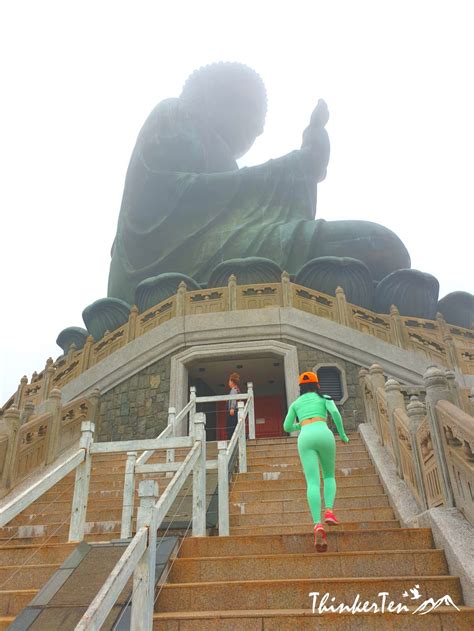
[283,371,350,552]
[226,372,241,439]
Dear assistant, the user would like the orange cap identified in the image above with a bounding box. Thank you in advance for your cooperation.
[298,371,319,385]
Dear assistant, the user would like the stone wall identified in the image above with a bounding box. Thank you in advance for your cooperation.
[287,340,365,432]
[97,355,171,441]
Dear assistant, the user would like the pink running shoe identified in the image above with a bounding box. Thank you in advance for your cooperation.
[314,524,328,552]
[324,509,340,525]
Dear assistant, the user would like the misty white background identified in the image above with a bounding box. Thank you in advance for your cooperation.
[1,1,473,404]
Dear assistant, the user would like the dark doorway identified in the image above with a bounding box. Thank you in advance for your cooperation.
[187,354,287,440]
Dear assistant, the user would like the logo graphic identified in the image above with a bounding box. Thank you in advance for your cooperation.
[309,584,460,615]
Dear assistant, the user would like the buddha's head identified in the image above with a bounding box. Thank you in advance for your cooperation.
[181,62,267,159]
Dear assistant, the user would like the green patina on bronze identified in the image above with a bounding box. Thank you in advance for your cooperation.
[107,62,410,304]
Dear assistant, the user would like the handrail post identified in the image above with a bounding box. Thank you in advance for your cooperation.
[189,386,197,439]
[247,381,255,440]
[217,441,229,536]
[237,401,247,473]
[192,412,207,536]
[120,451,137,539]
[68,420,95,542]
[166,407,177,478]
[131,480,159,631]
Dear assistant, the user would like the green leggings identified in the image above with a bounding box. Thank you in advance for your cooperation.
[297,422,337,524]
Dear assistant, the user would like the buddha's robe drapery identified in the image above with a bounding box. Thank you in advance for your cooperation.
[108,98,409,303]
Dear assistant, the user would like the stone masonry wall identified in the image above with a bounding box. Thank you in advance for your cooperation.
[286,340,365,433]
[97,355,171,441]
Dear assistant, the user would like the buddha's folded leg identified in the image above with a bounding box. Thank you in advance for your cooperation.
[288,218,411,281]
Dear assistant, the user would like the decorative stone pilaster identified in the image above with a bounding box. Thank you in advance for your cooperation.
[406,396,429,510]
[423,366,455,507]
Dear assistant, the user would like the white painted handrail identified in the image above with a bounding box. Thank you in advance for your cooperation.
[218,400,249,536]
[75,526,148,631]
[136,400,191,467]
[0,448,84,529]
[90,435,193,455]
[76,414,208,631]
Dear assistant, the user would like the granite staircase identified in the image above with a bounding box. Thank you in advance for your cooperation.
[0,445,218,629]
[153,432,474,630]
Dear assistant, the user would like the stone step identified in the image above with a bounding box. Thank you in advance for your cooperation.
[247,463,375,474]
[0,564,60,590]
[229,494,390,515]
[0,520,123,540]
[167,549,449,583]
[17,491,216,519]
[231,473,381,490]
[0,531,122,547]
[249,444,367,455]
[0,589,38,617]
[154,576,463,612]
[229,520,401,536]
[179,528,435,557]
[0,543,75,565]
[152,607,474,630]
[229,506,395,527]
[247,457,372,469]
[247,450,369,463]
[230,483,386,502]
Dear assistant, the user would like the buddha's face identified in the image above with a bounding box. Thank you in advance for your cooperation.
[213,102,265,159]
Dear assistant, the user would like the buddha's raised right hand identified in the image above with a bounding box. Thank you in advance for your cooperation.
[301,99,330,181]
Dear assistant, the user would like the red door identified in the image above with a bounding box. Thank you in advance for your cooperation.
[216,394,286,439]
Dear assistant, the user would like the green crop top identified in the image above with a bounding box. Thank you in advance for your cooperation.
[283,392,347,439]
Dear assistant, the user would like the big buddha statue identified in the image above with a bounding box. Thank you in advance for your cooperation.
[107,62,411,305]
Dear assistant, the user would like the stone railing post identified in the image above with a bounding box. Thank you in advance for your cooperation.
[1,406,21,490]
[228,274,237,310]
[368,363,385,442]
[127,305,139,343]
[389,305,406,348]
[358,368,371,426]
[281,271,293,307]
[80,335,94,372]
[131,479,159,631]
[120,451,138,539]
[42,358,55,403]
[246,381,255,440]
[176,281,187,317]
[14,375,28,408]
[217,441,229,536]
[69,421,95,542]
[335,286,349,326]
[20,401,35,425]
[445,370,463,409]
[442,333,459,372]
[384,379,405,477]
[237,401,247,473]
[192,412,207,536]
[45,388,62,465]
[406,396,429,510]
[423,366,455,507]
